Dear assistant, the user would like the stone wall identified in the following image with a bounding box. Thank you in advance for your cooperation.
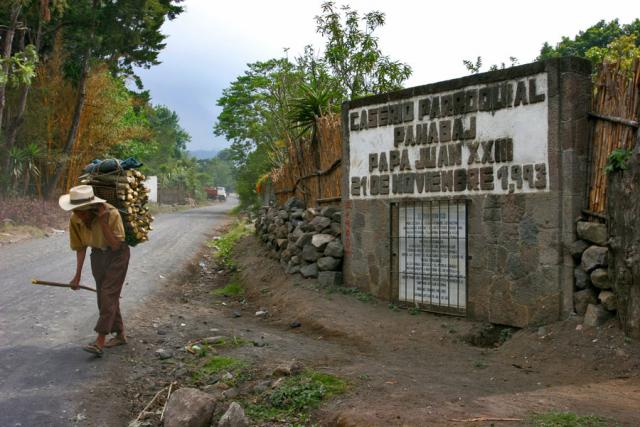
[341,58,592,327]
[255,197,344,287]
[571,221,615,326]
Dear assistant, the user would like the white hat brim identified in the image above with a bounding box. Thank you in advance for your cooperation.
[58,194,106,211]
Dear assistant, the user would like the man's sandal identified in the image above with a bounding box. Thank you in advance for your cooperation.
[104,335,127,348]
[82,343,104,357]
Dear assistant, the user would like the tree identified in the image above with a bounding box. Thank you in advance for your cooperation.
[214,57,302,165]
[1,0,61,186]
[196,154,235,191]
[585,33,640,72]
[0,1,24,135]
[538,19,640,61]
[46,0,185,198]
[215,2,412,208]
[315,1,412,99]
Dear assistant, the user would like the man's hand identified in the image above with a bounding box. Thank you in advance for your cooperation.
[70,275,81,291]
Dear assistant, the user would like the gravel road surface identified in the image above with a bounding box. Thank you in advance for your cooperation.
[0,200,235,426]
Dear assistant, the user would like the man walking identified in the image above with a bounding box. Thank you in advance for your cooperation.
[59,185,130,356]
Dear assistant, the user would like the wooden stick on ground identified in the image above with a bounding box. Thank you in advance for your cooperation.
[134,386,166,423]
[31,279,96,293]
[160,382,176,422]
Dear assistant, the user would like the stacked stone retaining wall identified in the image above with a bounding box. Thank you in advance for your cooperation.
[255,197,344,287]
[572,220,616,326]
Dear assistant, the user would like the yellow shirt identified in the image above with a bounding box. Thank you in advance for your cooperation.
[69,203,125,251]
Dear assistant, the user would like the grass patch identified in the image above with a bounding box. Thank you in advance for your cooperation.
[228,205,242,216]
[408,307,421,315]
[207,336,251,348]
[246,370,347,424]
[190,355,246,383]
[326,286,373,303]
[529,412,609,427]
[190,336,251,358]
[211,281,244,297]
[208,220,252,269]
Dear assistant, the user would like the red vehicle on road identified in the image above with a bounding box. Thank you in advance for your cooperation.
[204,187,218,200]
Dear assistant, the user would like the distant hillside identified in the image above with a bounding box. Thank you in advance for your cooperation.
[189,149,219,160]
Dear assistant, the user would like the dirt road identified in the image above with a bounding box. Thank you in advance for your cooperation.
[0,201,236,427]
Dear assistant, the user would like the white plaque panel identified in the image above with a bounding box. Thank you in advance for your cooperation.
[348,73,549,199]
[398,202,466,308]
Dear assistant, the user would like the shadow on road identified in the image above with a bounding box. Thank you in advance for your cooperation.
[0,344,103,426]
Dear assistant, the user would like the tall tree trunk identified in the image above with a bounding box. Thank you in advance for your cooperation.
[0,4,21,132]
[46,49,91,199]
[3,28,30,179]
[46,0,100,199]
[608,131,640,338]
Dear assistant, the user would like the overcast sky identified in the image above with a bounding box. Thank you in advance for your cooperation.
[135,0,639,152]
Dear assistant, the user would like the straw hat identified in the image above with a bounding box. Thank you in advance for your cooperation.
[58,185,105,211]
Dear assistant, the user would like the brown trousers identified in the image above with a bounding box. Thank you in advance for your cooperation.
[90,243,130,335]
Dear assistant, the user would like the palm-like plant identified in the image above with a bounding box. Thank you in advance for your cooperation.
[288,79,339,137]
[8,143,42,195]
[288,77,340,175]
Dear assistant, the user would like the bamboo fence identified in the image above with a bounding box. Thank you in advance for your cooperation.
[588,58,640,214]
[270,113,342,207]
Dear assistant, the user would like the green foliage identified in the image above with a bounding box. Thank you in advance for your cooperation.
[191,356,246,383]
[227,205,242,216]
[196,152,235,190]
[288,78,340,136]
[209,220,252,268]
[6,143,42,196]
[235,143,273,210]
[214,2,411,209]
[213,57,301,208]
[529,411,608,427]
[465,19,640,76]
[463,57,483,74]
[462,56,519,74]
[605,148,632,174]
[586,33,640,72]
[110,103,236,203]
[59,0,184,84]
[315,1,412,98]
[205,336,250,348]
[538,19,640,63]
[246,370,347,424]
[214,57,301,162]
[408,307,421,315]
[211,281,243,297]
[0,44,39,87]
[190,336,250,358]
[0,0,186,197]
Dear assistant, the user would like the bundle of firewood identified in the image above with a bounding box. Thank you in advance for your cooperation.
[80,169,153,246]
